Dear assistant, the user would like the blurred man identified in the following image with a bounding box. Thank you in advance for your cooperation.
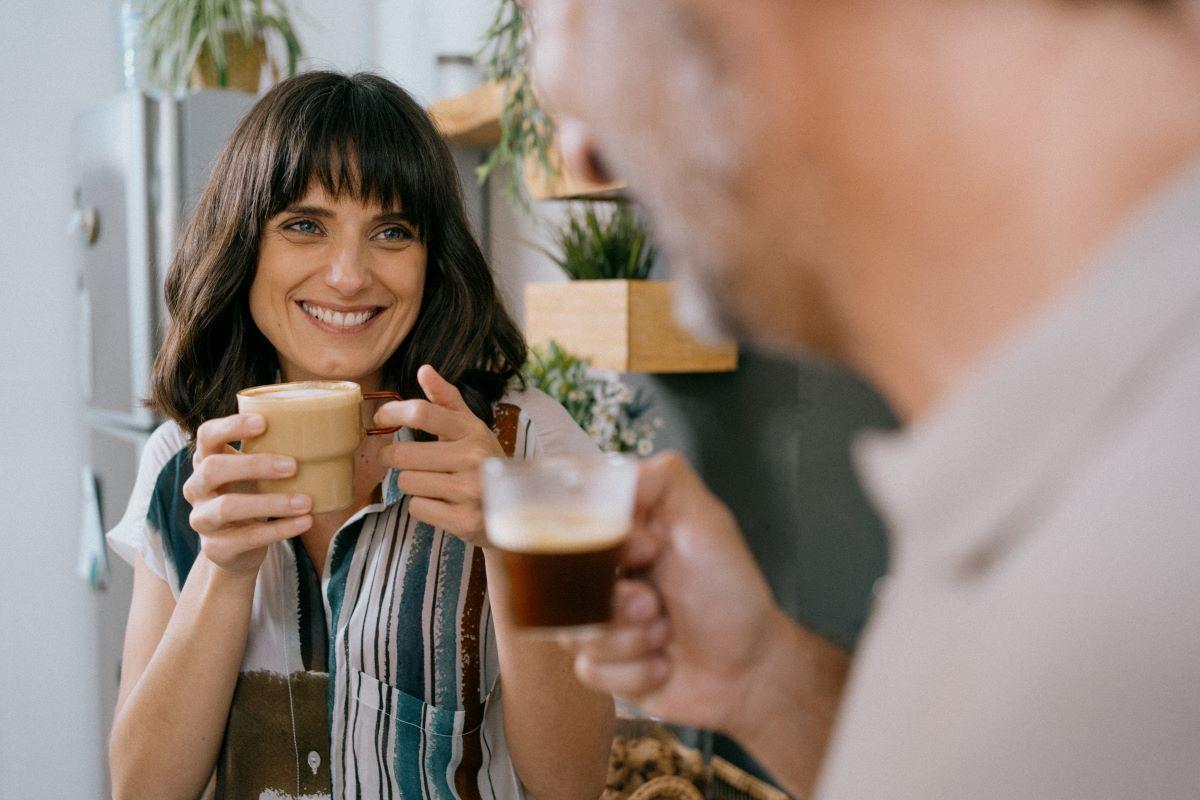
[531,1,1200,797]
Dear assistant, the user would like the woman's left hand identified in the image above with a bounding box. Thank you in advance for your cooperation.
[374,364,505,547]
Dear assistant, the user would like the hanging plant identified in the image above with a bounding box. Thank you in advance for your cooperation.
[476,0,557,208]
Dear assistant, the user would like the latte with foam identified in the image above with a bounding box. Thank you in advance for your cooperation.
[237,381,364,513]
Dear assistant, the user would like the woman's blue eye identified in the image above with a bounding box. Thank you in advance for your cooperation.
[288,219,320,234]
[378,226,413,241]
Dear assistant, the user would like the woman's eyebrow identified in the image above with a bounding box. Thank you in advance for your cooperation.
[283,204,335,218]
[376,211,414,224]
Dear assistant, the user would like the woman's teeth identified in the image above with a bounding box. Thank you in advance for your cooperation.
[300,302,379,329]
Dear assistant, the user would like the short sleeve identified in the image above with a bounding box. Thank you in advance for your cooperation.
[502,387,600,459]
[105,420,189,584]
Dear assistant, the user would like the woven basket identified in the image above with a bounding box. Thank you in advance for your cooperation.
[607,717,788,800]
[710,756,789,800]
[628,775,705,800]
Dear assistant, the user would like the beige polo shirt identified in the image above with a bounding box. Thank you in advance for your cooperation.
[816,165,1200,799]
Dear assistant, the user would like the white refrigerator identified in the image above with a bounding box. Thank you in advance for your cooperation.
[71,89,255,795]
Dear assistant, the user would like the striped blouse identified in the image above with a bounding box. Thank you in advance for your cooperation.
[106,387,598,800]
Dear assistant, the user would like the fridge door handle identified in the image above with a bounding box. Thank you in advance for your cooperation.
[68,205,99,246]
[68,187,99,246]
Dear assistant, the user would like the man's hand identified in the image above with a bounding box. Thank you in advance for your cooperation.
[557,452,851,797]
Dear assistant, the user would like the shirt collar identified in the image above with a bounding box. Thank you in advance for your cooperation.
[854,160,1200,574]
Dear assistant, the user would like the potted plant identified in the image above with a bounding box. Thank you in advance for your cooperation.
[524,205,737,373]
[142,0,302,93]
[522,341,661,455]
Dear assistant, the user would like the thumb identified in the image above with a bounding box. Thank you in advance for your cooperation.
[417,364,471,413]
[621,451,690,570]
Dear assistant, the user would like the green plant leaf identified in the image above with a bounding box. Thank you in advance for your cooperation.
[542,203,658,281]
[141,0,303,90]
[477,0,556,211]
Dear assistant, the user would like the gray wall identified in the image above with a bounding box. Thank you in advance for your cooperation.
[633,352,893,649]
[627,351,895,784]
[1,3,127,796]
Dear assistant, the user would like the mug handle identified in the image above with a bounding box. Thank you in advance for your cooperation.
[363,391,403,435]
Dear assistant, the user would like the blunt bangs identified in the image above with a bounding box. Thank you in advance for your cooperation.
[261,74,442,242]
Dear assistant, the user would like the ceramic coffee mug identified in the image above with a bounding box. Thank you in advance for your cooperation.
[236,380,400,513]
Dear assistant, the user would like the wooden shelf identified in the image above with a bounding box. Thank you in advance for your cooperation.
[428,82,504,148]
[430,83,627,200]
[525,280,738,373]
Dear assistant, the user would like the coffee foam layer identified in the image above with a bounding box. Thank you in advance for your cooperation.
[266,387,340,398]
[486,508,629,554]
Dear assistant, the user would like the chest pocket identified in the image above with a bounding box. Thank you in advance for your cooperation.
[341,667,497,797]
[337,525,500,799]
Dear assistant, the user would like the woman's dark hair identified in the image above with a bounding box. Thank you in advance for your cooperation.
[150,71,526,437]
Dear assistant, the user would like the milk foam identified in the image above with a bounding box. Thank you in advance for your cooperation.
[267,387,339,398]
[486,508,629,553]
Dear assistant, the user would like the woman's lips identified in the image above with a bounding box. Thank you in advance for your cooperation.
[297,300,385,333]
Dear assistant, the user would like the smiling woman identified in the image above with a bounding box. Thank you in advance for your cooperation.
[151,70,523,432]
[103,72,613,800]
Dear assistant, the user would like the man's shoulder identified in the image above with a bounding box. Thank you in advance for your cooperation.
[1031,328,1200,567]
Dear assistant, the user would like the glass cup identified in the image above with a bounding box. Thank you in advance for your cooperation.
[482,455,638,632]
[236,380,400,514]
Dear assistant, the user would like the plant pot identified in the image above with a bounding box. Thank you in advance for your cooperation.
[189,32,267,93]
[524,280,737,373]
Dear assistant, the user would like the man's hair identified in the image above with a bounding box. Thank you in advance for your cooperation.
[150,71,525,436]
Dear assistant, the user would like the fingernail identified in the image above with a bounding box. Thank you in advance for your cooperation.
[648,619,669,646]
[275,457,296,474]
[293,515,313,531]
[289,494,311,510]
[247,415,266,433]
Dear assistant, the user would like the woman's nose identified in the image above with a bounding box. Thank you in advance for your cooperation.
[325,243,371,296]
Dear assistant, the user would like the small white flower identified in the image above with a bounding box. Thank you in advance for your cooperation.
[620,430,638,446]
[637,439,653,456]
[653,417,665,429]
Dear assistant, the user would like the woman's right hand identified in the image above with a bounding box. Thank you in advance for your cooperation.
[181,413,313,577]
